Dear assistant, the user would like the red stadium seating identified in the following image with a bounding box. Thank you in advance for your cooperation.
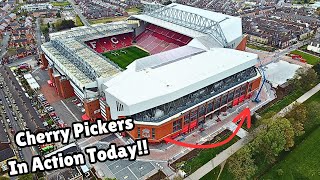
[85,25,192,55]
[85,33,133,53]
[136,24,192,54]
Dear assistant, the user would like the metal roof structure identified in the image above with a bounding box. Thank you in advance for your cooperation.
[42,23,131,89]
[142,3,231,47]
[49,22,132,40]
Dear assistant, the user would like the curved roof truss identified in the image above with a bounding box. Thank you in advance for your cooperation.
[143,3,229,47]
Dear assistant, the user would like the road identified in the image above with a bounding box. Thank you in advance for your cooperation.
[67,0,90,26]
[35,18,42,52]
[0,66,44,158]
[0,78,34,165]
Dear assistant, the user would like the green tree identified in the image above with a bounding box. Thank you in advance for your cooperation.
[286,104,308,136]
[312,63,320,78]
[0,177,10,180]
[18,174,33,180]
[295,68,318,90]
[56,12,61,18]
[252,117,294,163]
[227,146,257,180]
[55,19,75,31]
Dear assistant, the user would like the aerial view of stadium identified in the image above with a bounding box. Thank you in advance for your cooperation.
[41,2,258,143]
[1,0,320,180]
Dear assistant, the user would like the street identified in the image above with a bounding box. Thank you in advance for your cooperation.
[0,31,11,60]
[35,18,43,51]
[0,75,35,165]
[67,0,90,26]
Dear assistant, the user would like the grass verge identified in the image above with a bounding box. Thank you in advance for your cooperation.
[290,50,320,65]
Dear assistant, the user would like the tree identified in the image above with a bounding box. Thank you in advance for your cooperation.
[18,174,33,180]
[227,146,257,180]
[0,177,10,180]
[312,63,320,79]
[55,20,75,31]
[286,104,308,136]
[295,68,318,90]
[252,117,294,163]
[56,12,61,18]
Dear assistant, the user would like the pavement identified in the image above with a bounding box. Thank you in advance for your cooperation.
[276,82,320,118]
[85,141,160,180]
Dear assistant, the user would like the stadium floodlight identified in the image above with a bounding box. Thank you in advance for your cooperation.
[142,3,229,48]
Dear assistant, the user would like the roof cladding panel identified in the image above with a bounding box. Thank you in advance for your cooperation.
[132,46,205,71]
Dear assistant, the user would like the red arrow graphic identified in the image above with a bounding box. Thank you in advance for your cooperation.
[164,108,251,149]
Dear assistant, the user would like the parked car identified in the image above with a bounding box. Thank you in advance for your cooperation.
[50,112,57,117]
[46,106,54,112]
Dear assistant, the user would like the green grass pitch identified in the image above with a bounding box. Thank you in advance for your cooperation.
[102,46,149,69]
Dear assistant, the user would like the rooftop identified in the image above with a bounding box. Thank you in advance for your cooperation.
[131,3,242,46]
[0,143,15,162]
[42,23,133,88]
[105,47,258,111]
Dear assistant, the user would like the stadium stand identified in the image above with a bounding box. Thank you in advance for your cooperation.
[85,33,133,53]
[135,24,192,54]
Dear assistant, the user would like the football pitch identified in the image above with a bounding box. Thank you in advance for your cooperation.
[102,46,149,69]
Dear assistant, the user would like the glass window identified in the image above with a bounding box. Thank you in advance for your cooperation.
[221,95,227,105]
[199,105,205,117]
[173,119,182,132]
[184,113,190,124]
[228,90,234,102]
[234,88,240,98]
[214,97,221,109]
[190,109,198,121]
[137,128,140,138]
[241,85,247,95]
[152,128,155,139]
[206,101,213,113]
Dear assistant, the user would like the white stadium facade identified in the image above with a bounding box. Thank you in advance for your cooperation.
[41,3,261,142]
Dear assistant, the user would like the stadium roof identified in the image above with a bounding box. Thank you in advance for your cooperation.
[105,47,258,115]
[130,14,206,38]
[130,3,242,47]
[130,46,205,71]
[42,23,130,88]
[49,22,132,40]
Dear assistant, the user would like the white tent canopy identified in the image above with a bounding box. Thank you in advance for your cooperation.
[23,73,40,90]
